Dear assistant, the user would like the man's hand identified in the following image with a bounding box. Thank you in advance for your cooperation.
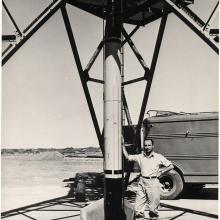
[169,169,176,175]
[157,165,174,178]
[122,143,129,160]
[156,171,162,178]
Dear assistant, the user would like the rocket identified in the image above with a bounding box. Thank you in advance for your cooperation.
[103,0,123,219]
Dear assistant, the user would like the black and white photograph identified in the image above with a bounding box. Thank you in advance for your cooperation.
[1,0,219,219]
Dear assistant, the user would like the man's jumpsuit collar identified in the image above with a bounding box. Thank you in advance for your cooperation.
[143,151,155,158]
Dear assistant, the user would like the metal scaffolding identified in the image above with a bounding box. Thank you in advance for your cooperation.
[2,0,219,219]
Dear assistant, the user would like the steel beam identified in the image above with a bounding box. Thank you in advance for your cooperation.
[124,10,168,188]
[61,5,104,154]
[2,0,65,66]
[123,76,145,86]
[123,0,158,20]
[84,40,104,73]
[140,13,167,26]
[66,0,104,19]
[162,0,218,54]
[122,91,133,127]
[121,25,140,46]
[82,25,141,140]
[136,11,168,147]
[23,0,62,34]
[2,44,13,57]
[2,35,16,41]
[2,1,22,36]
[122,27,150,73]
[88,77,104,84]
[203,2,219,31]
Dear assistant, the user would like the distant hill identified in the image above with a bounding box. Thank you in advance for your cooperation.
[1,147,103,158]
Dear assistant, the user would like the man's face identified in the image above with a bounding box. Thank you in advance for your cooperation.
[143,140,154,153]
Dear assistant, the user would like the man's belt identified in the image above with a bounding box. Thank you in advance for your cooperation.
[141,176,157,179]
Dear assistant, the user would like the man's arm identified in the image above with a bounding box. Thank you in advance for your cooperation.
[157,164,174,178]
[121,136,132,160]
[122,136,137,161]
[122,135,129,159]
[122,144,130,160]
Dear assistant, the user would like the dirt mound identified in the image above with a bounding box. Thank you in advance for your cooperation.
[29,151,65,161]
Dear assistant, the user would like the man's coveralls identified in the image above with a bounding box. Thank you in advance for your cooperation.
[127,152,173,219]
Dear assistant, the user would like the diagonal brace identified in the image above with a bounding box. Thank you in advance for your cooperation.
[2,0,65,66]
[2,1,22,36]
[136,10,168,148]
[122,25,141,46]
[124,10,168,188]
[61,5,104,154]
[161,0,218,54]
[122,27,150,73]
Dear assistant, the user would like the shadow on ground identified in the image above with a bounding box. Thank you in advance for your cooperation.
[2,182,217,220]
[125,187,218,219]
[1,196,86,219]
[125,186,218,201]
[181,187,218,200]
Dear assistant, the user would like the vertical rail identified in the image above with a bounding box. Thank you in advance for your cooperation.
[121,16,125,209]
[61,5,104,154]
[122,91,133,127]
[121,25,141,128]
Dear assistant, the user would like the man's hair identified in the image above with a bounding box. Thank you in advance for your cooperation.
[144,138,154,145]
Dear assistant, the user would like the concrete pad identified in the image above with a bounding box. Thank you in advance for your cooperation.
[80,198,134,220]
[80,198,104,220]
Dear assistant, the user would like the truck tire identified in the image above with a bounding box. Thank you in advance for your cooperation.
[159,170,183,200]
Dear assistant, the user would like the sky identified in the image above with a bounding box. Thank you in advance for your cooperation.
[1,0,219,148]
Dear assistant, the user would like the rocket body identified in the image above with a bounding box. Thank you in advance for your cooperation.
[104,41,122,179]
[103,1,123,219]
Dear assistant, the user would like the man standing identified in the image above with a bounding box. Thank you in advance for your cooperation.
[122,138,174,219]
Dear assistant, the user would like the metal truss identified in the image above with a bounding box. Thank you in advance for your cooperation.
[1,0,219,156]
[1,188,218,219]
[163,0,219,54]
[2,0,66,65]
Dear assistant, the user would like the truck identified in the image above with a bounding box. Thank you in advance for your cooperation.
[70,111,218,200]
[124,111,218,199]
